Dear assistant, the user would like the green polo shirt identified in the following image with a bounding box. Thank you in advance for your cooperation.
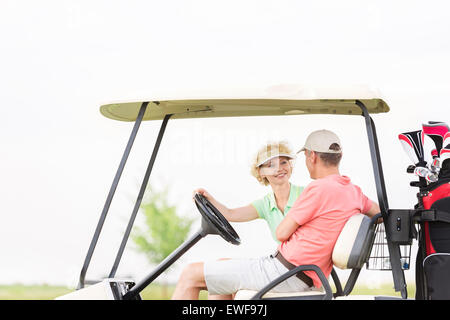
[251,183,304,244]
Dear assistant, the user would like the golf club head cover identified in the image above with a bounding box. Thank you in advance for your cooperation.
[444,132,450,150]
[431,149,438,159]
[438,132,450,179]
[441,132,450,167]
[439,149,450,179]
[441,148,450,166]
[423,122,450,156]
[398,130,425,166]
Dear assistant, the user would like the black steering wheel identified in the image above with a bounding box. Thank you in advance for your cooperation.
[194,193,241,245]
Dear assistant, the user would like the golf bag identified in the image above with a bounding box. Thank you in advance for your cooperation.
[400,122,450,300]
[415,175,450,300]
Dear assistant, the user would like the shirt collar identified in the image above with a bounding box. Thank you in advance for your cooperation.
[268,192,277,211]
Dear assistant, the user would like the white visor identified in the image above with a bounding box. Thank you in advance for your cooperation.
[256,153,296,167]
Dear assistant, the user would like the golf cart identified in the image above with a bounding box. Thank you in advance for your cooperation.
[57,90,449,300]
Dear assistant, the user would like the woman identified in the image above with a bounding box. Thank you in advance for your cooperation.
[195,140,304,244]
[193,141,304,300]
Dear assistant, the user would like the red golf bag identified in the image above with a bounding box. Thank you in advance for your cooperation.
[415,177,450,300]
[413,122,450,300]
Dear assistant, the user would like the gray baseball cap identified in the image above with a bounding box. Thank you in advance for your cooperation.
[298,129,342,154]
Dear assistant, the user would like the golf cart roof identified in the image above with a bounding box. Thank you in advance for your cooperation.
[99,85,390,121]
[100,98,389,122]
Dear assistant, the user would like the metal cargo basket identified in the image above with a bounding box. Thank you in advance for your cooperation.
[366,223,411,270]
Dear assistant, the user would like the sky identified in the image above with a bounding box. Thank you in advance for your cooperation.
[1,0,450,293]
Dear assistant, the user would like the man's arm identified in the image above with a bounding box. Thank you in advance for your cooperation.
[365,201,381,218]
[276,215,299,242]
[364,201,384,224]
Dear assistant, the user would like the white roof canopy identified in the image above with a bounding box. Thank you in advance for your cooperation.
[99,85,389,121]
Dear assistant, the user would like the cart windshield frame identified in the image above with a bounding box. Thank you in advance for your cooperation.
[78,98,407,299]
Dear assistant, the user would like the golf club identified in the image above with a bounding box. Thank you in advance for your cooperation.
[422,122,450,156]
[398,130,425,166]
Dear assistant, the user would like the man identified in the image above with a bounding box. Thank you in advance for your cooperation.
[172,130,380,299]
[275,129,380,288]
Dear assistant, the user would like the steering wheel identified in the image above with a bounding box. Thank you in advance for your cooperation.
[194,193,241,245]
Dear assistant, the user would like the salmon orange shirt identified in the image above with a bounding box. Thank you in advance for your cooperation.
[278,174,373,288]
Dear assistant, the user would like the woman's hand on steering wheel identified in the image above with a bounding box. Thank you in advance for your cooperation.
[194,193,241,245]
[192,188,212,201]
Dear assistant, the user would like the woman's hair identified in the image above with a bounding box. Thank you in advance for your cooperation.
[250,141,294,186]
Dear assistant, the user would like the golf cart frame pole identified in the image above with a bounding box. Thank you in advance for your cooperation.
[108,113,173,278]
[356,100,408,299]
[123,230,204,300]
[77,102,149,289]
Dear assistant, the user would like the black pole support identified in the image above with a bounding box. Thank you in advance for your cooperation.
[356,100,408,299]
[77,102,149,289]
[123,230,204,300]
[108,113,173,278]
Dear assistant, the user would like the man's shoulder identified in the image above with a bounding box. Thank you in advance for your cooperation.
[302,174,353,195]
[301,179,324,196]
[304,176,332,189]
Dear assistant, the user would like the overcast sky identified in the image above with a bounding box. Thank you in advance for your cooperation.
[1,1,450,290]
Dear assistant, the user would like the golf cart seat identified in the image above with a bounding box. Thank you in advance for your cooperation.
[235,213,379,300]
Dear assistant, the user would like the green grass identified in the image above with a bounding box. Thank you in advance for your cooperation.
[0,283,207,300]
[347,283,415,298]
[140,284,209,300]
[0,284,73,300]
[0,283,415,300]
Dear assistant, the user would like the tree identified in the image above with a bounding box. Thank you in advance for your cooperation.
[131,185,194,298]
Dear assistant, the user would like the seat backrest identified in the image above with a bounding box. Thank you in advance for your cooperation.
[332,214,376,270]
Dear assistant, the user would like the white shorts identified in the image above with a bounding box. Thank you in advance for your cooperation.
[203,254,313,295]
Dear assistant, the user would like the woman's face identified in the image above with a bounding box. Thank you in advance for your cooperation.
[258,156,293,186]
